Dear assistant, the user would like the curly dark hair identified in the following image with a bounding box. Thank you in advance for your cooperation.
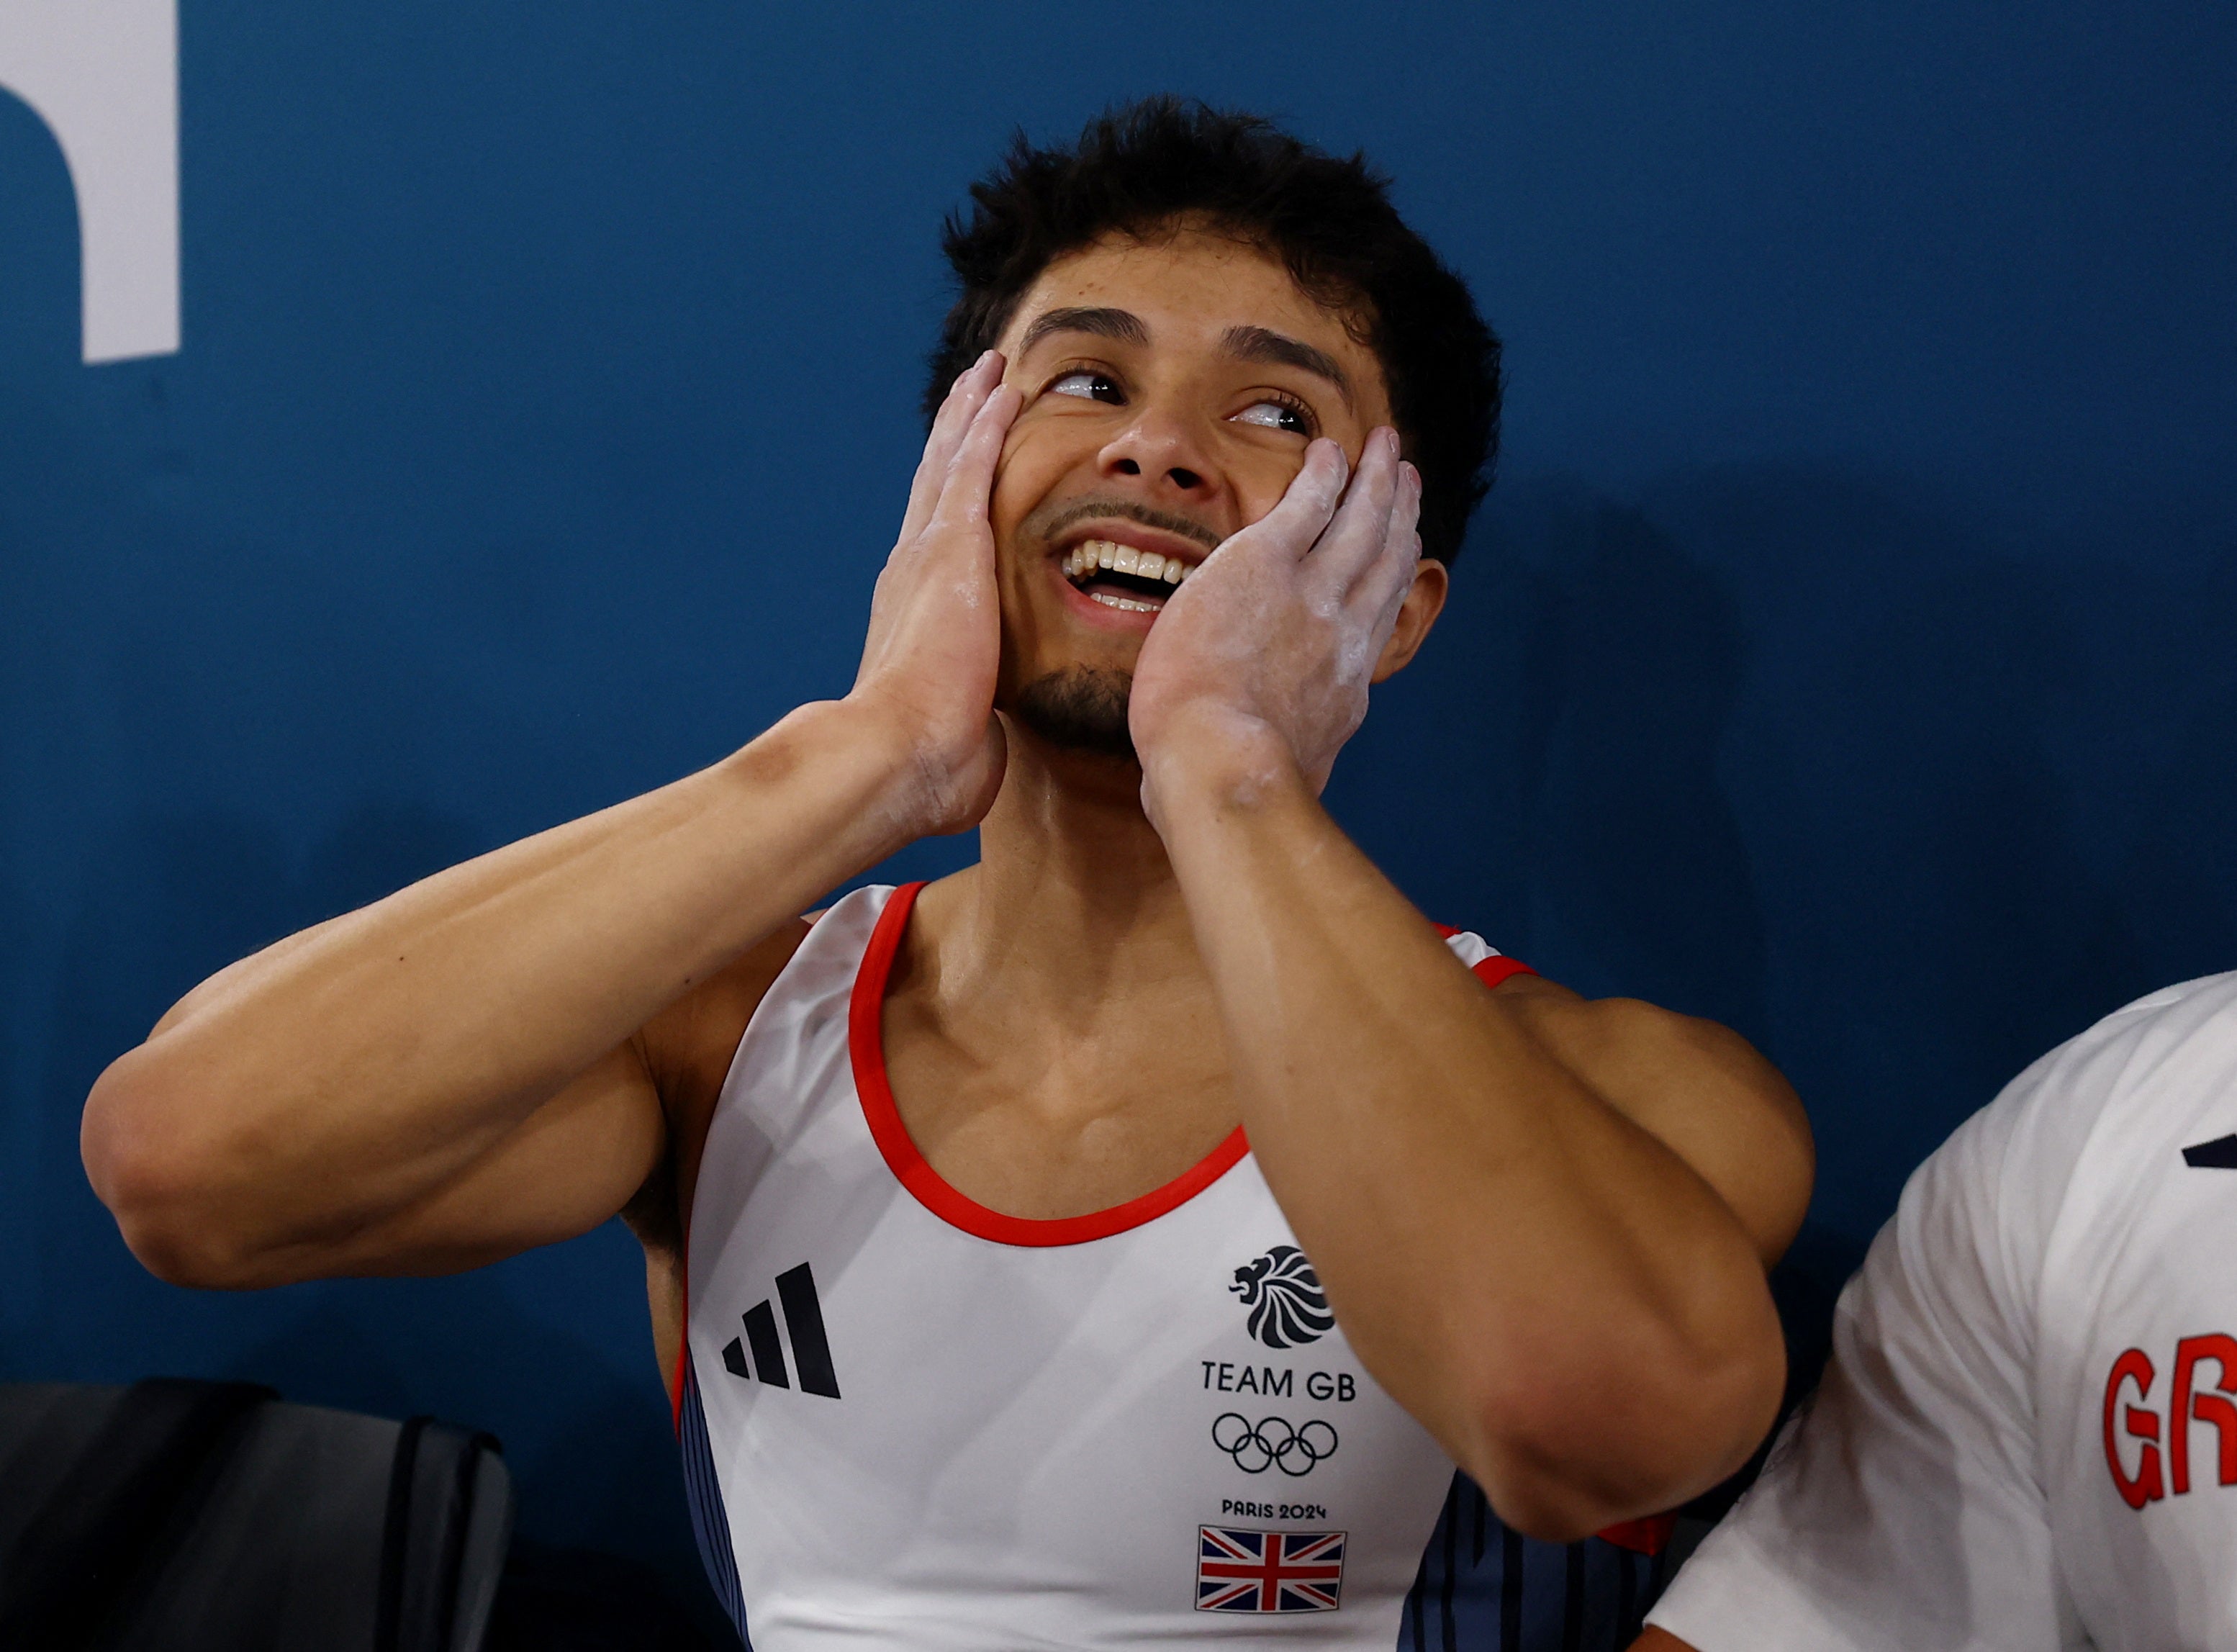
[925,98,1503,565]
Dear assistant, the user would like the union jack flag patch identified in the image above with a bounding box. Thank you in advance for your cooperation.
[1195,1525,1346,1613]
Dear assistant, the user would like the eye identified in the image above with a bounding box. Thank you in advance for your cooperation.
[1230,396,1315,437]
[1046,370,1124,405]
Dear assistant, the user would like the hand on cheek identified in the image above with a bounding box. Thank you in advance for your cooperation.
[1128,427,1423,817]
[848,351,1022,837]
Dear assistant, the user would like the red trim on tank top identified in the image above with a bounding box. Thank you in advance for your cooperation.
[1468,955,1534,990]
[849,882,1250,1247]
[1432,921,1537,992]
[1594,1512,1676,1556]
[671,1271,690,1438]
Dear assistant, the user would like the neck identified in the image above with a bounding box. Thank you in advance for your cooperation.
[913,718,1208,1018]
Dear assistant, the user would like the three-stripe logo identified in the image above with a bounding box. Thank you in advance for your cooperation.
[721,1262,841,1399]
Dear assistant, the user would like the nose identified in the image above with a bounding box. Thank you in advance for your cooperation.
[1095,405,1220,502]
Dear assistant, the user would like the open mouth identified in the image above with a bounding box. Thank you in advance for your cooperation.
[1061,538,1196,614]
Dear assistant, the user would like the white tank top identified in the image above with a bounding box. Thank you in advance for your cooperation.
[680,882,1532,1649]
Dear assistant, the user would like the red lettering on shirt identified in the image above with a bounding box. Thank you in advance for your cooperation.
[2104,1348,2164,1509]
[2171,1333,2237,1495]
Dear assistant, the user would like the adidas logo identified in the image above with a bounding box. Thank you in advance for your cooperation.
[720,1262,841,1399]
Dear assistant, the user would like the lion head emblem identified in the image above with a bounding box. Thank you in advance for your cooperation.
[1228,1245,1335,1349]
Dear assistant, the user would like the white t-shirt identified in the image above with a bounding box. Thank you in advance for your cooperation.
[1649,971,2237,1651]
[678,882,1553,1649]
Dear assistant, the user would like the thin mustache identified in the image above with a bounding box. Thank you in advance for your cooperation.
[1030,497,1222,555]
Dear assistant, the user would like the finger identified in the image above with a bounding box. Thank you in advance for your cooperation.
[926,381,1023,536]
[1226,438,1350,564]
[1352,461,1424,636]
[1350,458,1422,605]
[929,351,1004,471]
[1306,428,1404,598]
[901,351,1002,539]
[900,351,1004,543]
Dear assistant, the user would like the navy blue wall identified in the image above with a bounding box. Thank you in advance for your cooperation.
[5,0,2233,1603]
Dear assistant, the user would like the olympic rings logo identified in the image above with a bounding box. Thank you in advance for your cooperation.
[1211,1413,1339,1476]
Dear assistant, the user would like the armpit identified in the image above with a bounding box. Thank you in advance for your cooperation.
[621,1157,682,1261]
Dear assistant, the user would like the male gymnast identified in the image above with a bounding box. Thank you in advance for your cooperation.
[84,101,1813,1647]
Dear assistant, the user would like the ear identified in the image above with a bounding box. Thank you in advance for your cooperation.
[1370,556,1450,683]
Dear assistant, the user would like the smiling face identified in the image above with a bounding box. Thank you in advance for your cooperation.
[985,225,1414,757]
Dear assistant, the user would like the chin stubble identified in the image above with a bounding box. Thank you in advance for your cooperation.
[1011,667,1137,762]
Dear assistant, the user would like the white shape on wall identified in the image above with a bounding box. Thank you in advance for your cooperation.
[0,0,178,362]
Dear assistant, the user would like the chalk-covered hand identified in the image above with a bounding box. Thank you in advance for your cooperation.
[846,351,1020,838]
[1129,428,1422,817]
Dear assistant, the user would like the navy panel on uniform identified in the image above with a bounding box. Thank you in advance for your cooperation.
[1398,1473,1664,1652]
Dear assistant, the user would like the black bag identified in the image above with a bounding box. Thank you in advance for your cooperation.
[0,1379,512,1652]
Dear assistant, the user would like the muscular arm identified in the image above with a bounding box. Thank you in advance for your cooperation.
[1156,769,1804,1537]
[1134,433,1811,1541]
[83,356,1024,1289]
[83,719,909,1287]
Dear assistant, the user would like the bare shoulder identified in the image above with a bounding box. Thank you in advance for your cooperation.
[1491,972,1814,1265]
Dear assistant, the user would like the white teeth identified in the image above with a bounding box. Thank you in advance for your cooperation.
[1061,538,1193,592]
[1088,591,1162,613]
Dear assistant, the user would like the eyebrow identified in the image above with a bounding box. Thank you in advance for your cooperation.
[1013,307,1355,411]
[1220,325,1353,409]
[1016,306,1149,355]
